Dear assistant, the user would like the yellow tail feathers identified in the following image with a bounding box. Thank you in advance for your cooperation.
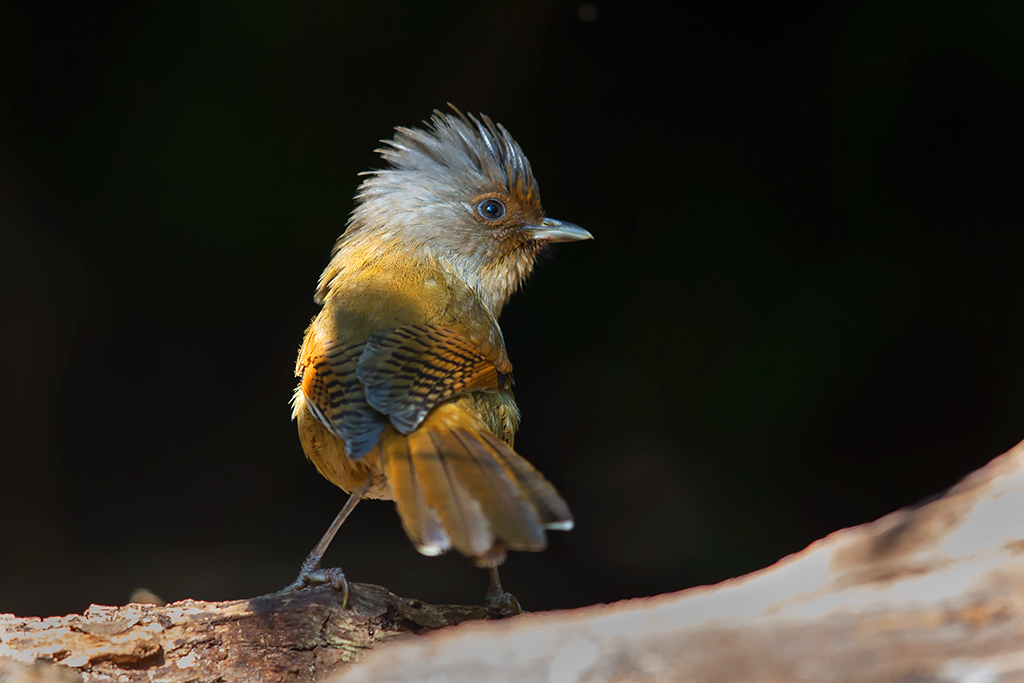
[379,402,572,566]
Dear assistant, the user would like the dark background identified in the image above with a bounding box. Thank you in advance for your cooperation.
[2,0,1022,618]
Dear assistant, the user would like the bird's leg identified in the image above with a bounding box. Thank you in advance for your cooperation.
[485,565,522,616]
[279,480,371,607]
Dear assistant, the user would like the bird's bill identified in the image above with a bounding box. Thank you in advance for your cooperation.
[524,218,593,243]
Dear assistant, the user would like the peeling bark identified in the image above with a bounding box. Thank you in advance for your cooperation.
[4,440,1024,683]
[1,583,488,682]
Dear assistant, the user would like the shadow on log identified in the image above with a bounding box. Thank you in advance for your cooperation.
[3,440,1024,682]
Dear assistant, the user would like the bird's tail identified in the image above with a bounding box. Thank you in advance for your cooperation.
[378,402,573,566]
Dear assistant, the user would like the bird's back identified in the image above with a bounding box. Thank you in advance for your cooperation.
[290,109,583,570]
[293,246,566,565]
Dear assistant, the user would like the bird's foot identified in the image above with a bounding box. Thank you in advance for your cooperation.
[279,565,350,608]
[485,587,522,617]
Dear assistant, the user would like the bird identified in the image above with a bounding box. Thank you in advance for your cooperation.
[284,107,592,610]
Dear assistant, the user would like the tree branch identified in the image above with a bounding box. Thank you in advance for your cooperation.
[4,440,1024,683]
[0,583,488,682]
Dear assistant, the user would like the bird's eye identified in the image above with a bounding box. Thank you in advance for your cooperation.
[476,198,507,222]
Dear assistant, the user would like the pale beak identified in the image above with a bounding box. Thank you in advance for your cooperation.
[524,218,593,243]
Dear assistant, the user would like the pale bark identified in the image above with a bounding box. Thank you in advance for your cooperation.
[4,440,1024,683]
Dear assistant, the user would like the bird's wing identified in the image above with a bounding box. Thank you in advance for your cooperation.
[357,324,513,435]
[299,338,388,460]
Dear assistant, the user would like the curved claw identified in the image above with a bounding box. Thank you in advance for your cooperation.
[278,566,351,609]
[485,589,522,617]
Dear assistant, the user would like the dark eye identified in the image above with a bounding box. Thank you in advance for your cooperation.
[476,198,506,221]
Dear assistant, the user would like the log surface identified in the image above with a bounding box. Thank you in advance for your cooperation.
[4,440,1024,683]
[0,583,489,682]
[337,439,1024,682]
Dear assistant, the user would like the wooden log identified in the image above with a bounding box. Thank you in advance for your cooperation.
[4,439,1024,683]
[335,439,1024,682]
[0,583,489,682]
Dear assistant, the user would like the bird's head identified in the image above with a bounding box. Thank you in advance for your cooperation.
[320,108,591,314]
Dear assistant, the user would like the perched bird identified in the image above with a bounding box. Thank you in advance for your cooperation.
[285,108,591,609]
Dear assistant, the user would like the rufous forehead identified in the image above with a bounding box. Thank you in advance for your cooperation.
[510,176,543,215]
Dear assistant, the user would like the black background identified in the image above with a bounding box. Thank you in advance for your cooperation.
[2,0,1022,617]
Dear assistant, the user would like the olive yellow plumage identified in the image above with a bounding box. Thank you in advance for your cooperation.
[286,108,591,606]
